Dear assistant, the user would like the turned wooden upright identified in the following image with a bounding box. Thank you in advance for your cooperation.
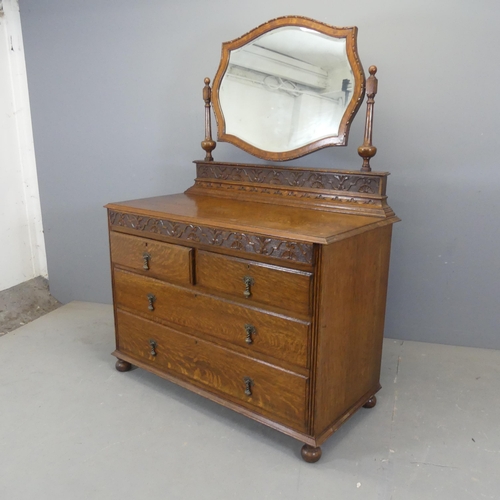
[358,66,378,172]
[201,77,216,162]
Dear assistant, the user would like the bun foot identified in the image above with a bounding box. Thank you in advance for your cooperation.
[115,359,132,372]
[301,444,322,463]
[363,395,377,408]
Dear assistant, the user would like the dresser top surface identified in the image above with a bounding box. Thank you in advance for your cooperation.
[106,193,395,244]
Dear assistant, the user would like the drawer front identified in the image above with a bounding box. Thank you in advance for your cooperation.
[116,310,308,430]
[114,268,309,368]
[110,231,192,285]
[196,251,312,315]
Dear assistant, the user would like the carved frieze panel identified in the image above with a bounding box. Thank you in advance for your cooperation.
[196,164,383,194]
[108,210,313,264]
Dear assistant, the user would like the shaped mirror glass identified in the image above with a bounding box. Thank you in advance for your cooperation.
[212,17,366,161]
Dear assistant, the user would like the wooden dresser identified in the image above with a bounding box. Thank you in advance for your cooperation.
[106,161,399,462]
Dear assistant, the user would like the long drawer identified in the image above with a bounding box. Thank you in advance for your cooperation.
[196,250,312,315]
[110,231,192,285]
[113,268,309,368]
[116,310,308,431]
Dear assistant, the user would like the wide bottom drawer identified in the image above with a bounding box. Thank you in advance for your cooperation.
[115,309,309,431]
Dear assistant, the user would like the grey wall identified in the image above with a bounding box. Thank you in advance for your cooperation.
[20,0,500,349]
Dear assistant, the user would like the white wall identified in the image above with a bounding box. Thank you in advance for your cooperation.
[0,0,47,291]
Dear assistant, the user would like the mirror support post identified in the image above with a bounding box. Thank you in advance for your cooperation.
[201,77,216,161]
[358,66,378,172]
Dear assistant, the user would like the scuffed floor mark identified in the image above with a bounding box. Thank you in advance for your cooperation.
[410,461,460,469]
[391,392,398,423]
[394,355,401,384]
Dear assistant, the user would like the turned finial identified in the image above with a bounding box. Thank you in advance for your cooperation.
[203,77,211,102]
[201,77,216,161]
[358,65,378,172]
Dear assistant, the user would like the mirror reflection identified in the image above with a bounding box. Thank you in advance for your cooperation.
[219,26,354,153]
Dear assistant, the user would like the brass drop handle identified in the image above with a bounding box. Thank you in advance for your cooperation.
[243,377,254,396]
[244,324,256,344]
[147,293,156,311]
[243,276,255,298]
[149,339,157,357]
[143,252,151,270]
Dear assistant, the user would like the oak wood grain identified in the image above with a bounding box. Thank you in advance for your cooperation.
[116,310,309,430]
[106,193,398,245]
[110,225,314,273]
[113,268,310,368]
[113,349,318,445]
[312,224,392,435]
[110,231,192,285]
[187,161,395,218]
[196,250,312,315]
[315,382,381,445]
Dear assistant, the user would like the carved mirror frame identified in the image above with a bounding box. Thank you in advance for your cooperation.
[210,16,366,162]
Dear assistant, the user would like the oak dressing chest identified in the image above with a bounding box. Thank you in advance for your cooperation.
[106,16,399,462]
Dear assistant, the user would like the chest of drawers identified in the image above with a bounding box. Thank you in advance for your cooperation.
[106,161,398,462]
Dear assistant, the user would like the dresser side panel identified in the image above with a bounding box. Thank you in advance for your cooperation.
[313,224,393,435]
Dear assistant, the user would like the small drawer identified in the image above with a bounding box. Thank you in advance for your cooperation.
[196,251,312,315]
[110,232,192,285]
[116,310,308,431]
[113,269,309,368]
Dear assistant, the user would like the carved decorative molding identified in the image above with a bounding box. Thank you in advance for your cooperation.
[193,181,377,205]
[108,210,314,264]
[196,163,384,195]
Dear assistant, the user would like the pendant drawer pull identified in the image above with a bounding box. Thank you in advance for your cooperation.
[243,276,255,298]
[149,339,157,357]
[244,324,256,344]
[147,293,156,311]
[243,376,254,396]
[143,252,151,270]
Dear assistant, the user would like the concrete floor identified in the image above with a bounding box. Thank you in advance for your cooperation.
[0,302,499,500]
[0,276,61,336]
